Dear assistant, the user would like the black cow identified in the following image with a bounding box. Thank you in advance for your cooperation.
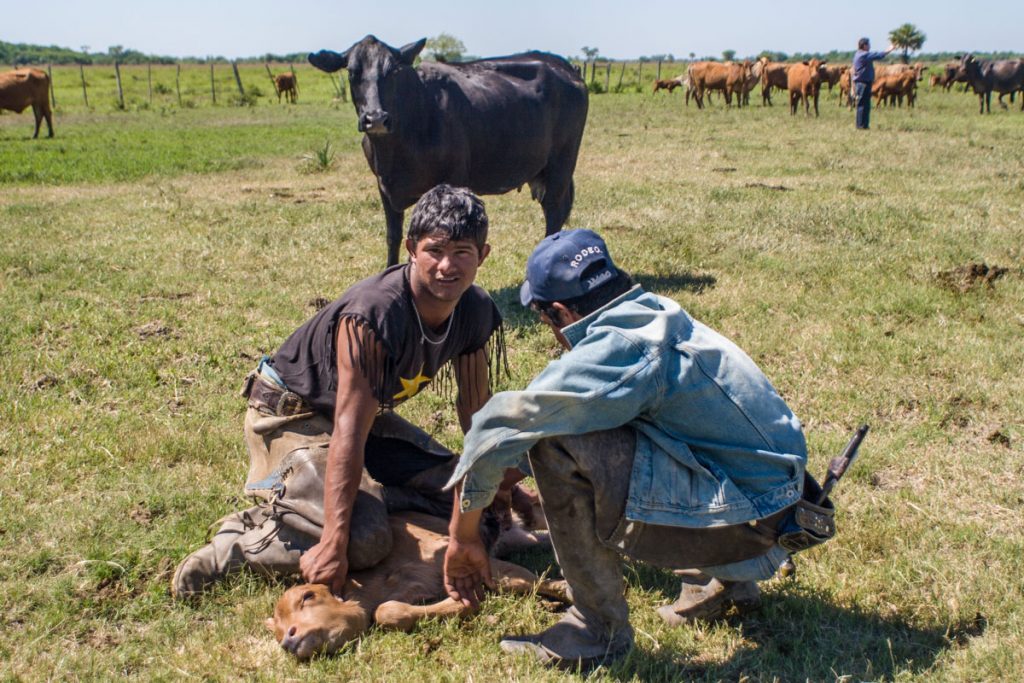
[309,36,589,265]
[959,54,1024,114]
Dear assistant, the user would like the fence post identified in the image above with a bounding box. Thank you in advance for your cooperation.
[617,61,626,90]
[47,64,56,108]
[638,61,644,88]
[265,63,280,99]
[79,63,89,107]
[147,62,153,103]
[175,63,182,106]
[232,60,245,99]
[657,60,662,81]
[114,61,125,109]
[209,61,216,104]
[604,62,611,91]
[589,60,595,84]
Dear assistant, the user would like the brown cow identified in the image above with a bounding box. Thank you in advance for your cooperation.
[838,69,853,107]
[738,57,768,106]
[873,64,926,107]
[820,64,847,91]
[274,72,298,103]
[0,68,54,138]
[873,70,918,107]
[761,62,791,106]
[688,60,751,108]
[787,59,827,116]
[652,75,685,94]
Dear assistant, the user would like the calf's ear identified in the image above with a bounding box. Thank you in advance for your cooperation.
[398,38,427,65]
[308,49,348,73]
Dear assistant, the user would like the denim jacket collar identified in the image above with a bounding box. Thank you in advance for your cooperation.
[562,285,646,348]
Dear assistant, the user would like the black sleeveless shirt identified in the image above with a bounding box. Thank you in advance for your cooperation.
[270,264,504,416]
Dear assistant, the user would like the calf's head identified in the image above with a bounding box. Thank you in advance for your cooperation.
[266,584,368,660]
[309,35,426,136]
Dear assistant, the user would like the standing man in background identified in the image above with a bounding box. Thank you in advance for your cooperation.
[852,38,896,130]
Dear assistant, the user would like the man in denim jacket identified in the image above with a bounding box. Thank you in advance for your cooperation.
[443,229,807,668]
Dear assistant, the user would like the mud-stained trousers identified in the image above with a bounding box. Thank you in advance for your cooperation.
[172,405,457,598]
[525,427,788,659]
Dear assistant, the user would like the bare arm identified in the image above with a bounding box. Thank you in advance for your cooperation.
[299,319,381,594]
[445,347,522,605]
[444,482,492,607]
[454,347,491,433]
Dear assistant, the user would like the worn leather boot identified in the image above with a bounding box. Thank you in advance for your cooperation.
[499,606,633,671]
[657,574,761,626]
[171,506,315,599]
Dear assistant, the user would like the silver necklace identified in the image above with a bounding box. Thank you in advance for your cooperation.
[411,297,455,345]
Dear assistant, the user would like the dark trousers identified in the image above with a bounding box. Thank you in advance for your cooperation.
[528,428,784,639]
[855,81,871,129]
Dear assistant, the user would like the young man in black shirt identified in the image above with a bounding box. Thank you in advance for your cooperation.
[173,185,524,598]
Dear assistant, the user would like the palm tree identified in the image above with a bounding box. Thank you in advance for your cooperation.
[889,23,926,64]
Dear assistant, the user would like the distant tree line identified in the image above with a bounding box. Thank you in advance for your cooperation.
[3,39,1020,69]
[0,41,307,66]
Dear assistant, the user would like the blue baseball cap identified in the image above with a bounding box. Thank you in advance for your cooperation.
[520,229,619,306]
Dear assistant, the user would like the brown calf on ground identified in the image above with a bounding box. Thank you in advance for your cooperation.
[266,511,569,661]
[0,68,53,138]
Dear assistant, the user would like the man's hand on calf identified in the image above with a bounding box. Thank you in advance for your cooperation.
[300,534,348,596]
[443,535,493,608]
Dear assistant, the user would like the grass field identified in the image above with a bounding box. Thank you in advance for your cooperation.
[2,79,1023,682]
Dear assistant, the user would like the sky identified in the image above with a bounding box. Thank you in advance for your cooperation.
[5,0,1023,60]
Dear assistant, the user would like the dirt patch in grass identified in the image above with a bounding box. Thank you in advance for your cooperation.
[134,321,172,339]
[307,296,331,311]
[936,263,1009,292]
[744,182,791,191]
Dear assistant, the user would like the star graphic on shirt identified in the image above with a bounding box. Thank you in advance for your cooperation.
[393,366,432,400]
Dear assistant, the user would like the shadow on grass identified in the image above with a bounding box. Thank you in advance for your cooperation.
[500,554,958,681]
[487,270,717,332]
[611,577,956,683]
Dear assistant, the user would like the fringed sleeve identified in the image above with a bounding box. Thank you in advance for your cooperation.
[338,315,399,412]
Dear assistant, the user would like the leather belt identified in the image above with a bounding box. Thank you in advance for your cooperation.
[245,373,311,417]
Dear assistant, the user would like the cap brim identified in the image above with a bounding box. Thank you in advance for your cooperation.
[519,280,533,307]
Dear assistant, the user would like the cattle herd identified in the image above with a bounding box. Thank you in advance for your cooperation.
[656,53,1024,116]
[2,43,1021,266]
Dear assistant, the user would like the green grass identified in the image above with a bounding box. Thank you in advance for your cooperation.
[1,83,1022,681]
